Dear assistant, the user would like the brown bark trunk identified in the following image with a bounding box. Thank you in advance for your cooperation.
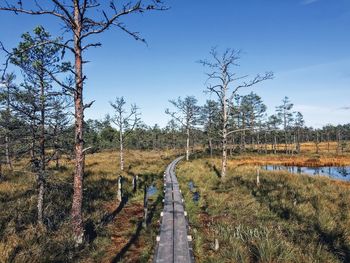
[30,128,35,162]
[208,137,213,158]
[4,135,12,170]
[71,5,85,245]
[241,114,246,152]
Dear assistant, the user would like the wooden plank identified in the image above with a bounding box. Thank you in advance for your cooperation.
[157,210,173,263]
[155,157,192,263]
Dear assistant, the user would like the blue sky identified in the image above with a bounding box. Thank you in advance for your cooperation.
[1,0,350,128]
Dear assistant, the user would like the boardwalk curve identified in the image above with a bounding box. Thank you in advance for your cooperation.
[154,156,194,263]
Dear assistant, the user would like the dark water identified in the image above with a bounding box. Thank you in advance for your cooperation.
[147,185,158,196]
[263,165,350,181]
[188,181,200,202]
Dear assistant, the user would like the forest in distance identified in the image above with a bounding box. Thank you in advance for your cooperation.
[0,1,350,263]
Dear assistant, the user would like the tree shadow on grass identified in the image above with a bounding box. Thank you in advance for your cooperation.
[100,196,128,226]
[111,221,143,263]
[314,224,350,263]
[110,186,162,262]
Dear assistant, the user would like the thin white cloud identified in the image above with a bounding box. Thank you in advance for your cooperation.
[302,0,320,5]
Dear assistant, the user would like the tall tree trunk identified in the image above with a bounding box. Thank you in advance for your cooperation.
[222,128,227,178]
[208,137,213,158]
[221,88,227,178]
[71,8,85,244]
[53,124,59,169]
[242,114,246,152]
[186,127,190,161]
[38,75,46,226]
[119,129,124,171]
[30,120,35,160]
[4,135,12,170]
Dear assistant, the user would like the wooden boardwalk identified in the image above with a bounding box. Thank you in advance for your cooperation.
[154,157,193,263]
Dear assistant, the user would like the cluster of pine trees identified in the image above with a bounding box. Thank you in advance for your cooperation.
[81,95,350,156]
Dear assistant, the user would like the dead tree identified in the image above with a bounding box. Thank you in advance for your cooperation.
[0,0,166,244]
[166,96,200,161]
[199,47,273,177]
[110,97,140,171]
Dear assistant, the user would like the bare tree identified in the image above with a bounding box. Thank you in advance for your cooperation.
[0,0,166,244]
[110,97,140,171]
[166,96,200,161]
[199,47,273,177]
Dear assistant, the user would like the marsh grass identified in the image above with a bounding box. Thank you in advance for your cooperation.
[0,150,174,262]
[177,156,350,262]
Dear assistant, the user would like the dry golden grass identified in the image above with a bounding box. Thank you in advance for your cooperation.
[0,150,176,263]
[177,157,350,263]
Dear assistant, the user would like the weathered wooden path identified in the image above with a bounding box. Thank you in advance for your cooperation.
[154,157,194,263]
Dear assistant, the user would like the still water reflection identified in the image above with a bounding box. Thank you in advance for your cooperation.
[263,165,350,181]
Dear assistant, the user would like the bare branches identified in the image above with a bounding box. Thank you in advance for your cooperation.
[0,0,168,55]
[0,0,72,25]
[165,108,185,127]
[232,72,274,95]
[166,96,200,129]
[0,41,12,80]
[200,47,274,108]
[81,0,168,41]
[110,97,141,140]
[83,100,95,110]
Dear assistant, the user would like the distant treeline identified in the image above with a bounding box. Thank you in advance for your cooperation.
[83,109,350,155]
[2,92,350,170]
